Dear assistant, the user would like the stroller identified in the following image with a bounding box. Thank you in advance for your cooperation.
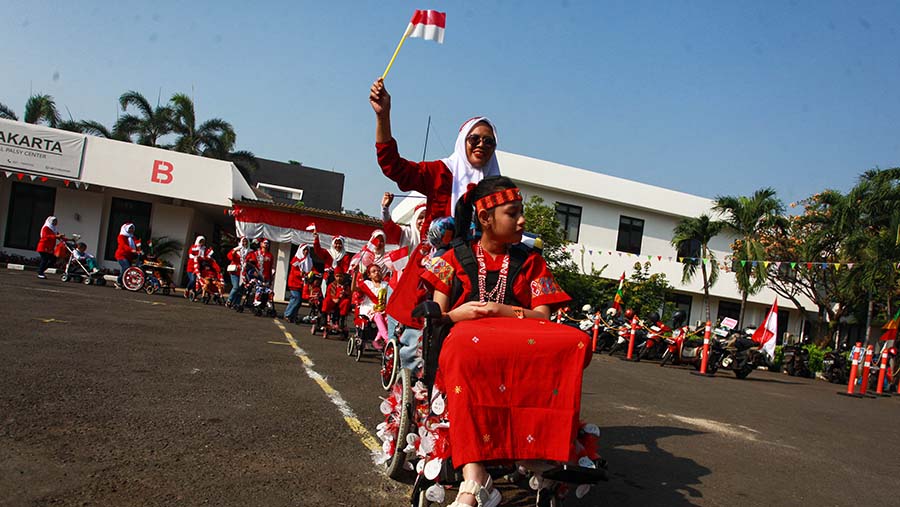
[252,281,277,317]
[59,235,106,286]
[379,302,608,507]
[346,296,380,362]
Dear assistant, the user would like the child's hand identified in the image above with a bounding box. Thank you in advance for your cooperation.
[449,301,492,322]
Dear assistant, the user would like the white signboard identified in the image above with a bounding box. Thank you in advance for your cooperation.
[0,118,86,179]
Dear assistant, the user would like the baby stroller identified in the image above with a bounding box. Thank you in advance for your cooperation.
[379,302,608,507]
[252,282,277,317]
[234,262,262,313]
[59,235,106,286]
[300,272,323,326]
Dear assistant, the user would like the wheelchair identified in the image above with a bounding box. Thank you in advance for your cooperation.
[346,312,380,362]
[378,301,608,507]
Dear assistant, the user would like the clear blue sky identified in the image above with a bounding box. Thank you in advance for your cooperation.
[3,0,899,215]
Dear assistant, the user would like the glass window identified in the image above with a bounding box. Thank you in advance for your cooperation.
[616,215,644,255]
[717,300,741,324]
[4,182,56,250]
[555,203,581,243]
[677,238,701,262]
[667,293,693,322]
[104,197,152,261]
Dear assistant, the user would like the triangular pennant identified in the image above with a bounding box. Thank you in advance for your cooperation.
[678,257,684,263]
[657,256,662,261]
[648,255,652,261]
[588,250,593,255]
[83,183,89,189]
[63,179,70,186]
[763,261,770,268]
[3,171,10,178]
[668,256,673,262]
[74,182,80,189]
[790,262,796,269]
[703,258,709,264]
[607,251,612,256]
[806,262,813,269]
[39,176,48,182]
[618,253,622,257]
[740,260,747,267]
[847,263,854,269]
[820,263,828,269]
[834,263,841,270]
[774,261,781,269]
[16,173,24,180]
[751,261,758,267]
[29,174,37,181]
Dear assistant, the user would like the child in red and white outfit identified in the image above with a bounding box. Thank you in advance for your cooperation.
[321,271,351,327]
[357,264,390,349]
[251,239,274,284]
[197,257,224,299]
[186,235,213,296]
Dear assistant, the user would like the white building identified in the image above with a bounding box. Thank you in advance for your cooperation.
[495,150,816,341]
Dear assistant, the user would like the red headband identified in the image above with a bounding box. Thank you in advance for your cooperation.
[475,188,522,214]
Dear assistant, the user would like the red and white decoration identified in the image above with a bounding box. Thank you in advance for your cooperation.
[232,204,388,252]
[406,9,446,44]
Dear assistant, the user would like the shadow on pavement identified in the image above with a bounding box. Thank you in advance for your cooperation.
[583,425,710,506]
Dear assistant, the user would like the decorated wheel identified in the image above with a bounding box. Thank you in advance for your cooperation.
[122,267,145,291]
[384,368,412,480]
[346,335,355,356]
[380,339,399,391]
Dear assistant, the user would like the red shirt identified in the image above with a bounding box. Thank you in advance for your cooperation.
[287,258,306,291]
[251,250,274,282]
[421,242,570,311]
[226,248,245,276]
[376,138,452,232]
[36,226,58,254]
[115,234,138,262]
[187,245,212,274]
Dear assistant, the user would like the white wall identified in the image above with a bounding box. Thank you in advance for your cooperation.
[53,187,104,256]
[150,202,195,284]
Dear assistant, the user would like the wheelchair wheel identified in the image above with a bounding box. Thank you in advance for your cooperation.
[122,266,145,291]
[346,335,355,356]
[385,368,412,480]
[144,282,157,295]
[380,339,399,391]
[354,337,363,362]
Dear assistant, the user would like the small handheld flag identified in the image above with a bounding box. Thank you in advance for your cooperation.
[305,224,317,232]
[613,272,625,311]
[382,10,446,80]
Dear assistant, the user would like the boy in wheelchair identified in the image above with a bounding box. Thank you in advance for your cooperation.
[380,177,603,506]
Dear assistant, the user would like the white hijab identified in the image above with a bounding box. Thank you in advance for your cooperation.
[328,236,346,267]
[193,235,208,256]
[236,236,250,258]
[293,244,314,273]
[44,216,58,234]
[442,117,501,215]
[404,204,427,250]
[120,222,136,249]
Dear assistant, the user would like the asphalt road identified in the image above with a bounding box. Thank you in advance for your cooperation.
[2,270,897,506]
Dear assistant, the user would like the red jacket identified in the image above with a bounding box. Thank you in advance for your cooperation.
[376,138,452,233]
[226,248,245,276]
[187,245,212,274]
[115,234,138,262]
[36,226,58,254]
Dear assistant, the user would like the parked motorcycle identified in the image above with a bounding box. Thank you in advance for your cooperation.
[635,312,670,361]
[608,309,648,357]
[822,345,850,385]
[718,329,769,379]
[659,311,700,368]
[782,343,813,378]
[592,307,623,352]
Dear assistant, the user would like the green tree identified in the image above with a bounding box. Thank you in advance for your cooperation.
[168,93,235,155]
[0,102,16,120]
[671,214,725,322]
[714,188,785,327]
[77,120,132,141]
[2,95,63,126]
[626,261,675,321]
[117,90,172,146]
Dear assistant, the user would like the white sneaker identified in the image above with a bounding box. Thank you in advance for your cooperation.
[37,274,47,279]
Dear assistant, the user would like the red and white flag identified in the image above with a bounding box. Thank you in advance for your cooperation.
[751,298,779,359]
[305,223,316,232]
[406,10,446,44]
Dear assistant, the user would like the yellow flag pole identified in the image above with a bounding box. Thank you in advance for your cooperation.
[382,27,413,80]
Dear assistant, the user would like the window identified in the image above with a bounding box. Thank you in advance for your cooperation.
[717,300,741,324]
[677,238,701,263]
[616,215,644,255]
[257,183,303,204]
[5,182,56,250]
[104,197,152,261]
[667,293,693,322]
[555,203,581,243]
[777,309,790,346]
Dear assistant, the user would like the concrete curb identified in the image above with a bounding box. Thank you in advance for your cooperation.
[1,263,117,281]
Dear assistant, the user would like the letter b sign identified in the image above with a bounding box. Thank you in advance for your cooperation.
[151,160,174,184]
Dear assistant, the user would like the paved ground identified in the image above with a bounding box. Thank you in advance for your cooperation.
[2,270,898,506]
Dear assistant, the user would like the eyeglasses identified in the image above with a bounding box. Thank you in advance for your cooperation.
[465,134,497,148]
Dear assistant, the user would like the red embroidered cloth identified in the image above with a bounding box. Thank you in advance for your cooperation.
[436,317,592,466]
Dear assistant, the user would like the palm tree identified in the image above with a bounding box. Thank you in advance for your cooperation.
[77,120,132,141]
[167,93,236,156]
[0,102,17,120]
[23,94,62,127]
[713,188,785,327]
[671,214,725,322]
[117,90,172,146]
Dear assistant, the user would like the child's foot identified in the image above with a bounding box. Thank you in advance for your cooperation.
[372,338,384,351]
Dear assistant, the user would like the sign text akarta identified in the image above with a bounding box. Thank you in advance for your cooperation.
[0,118,86,179]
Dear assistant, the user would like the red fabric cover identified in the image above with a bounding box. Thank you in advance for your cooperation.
[436,318,592,465]
[232,205,378,243]
[199,259,222,281]
[376,139,452,231]
[385,245,430,329]
[312,236,352,275]
[36,225,58,254]
[53,240,68,259]
[115,234,137,262]
[421,242,571,311]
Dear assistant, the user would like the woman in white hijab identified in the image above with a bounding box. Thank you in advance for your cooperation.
[312,233,351,276]
[284,244,314,322]
[226,236,250,307]
[370,78,500,236]
[35,216,63,279]
[114,222,139,288]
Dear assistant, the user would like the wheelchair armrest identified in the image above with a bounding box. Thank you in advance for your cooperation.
[412,301,443,320]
